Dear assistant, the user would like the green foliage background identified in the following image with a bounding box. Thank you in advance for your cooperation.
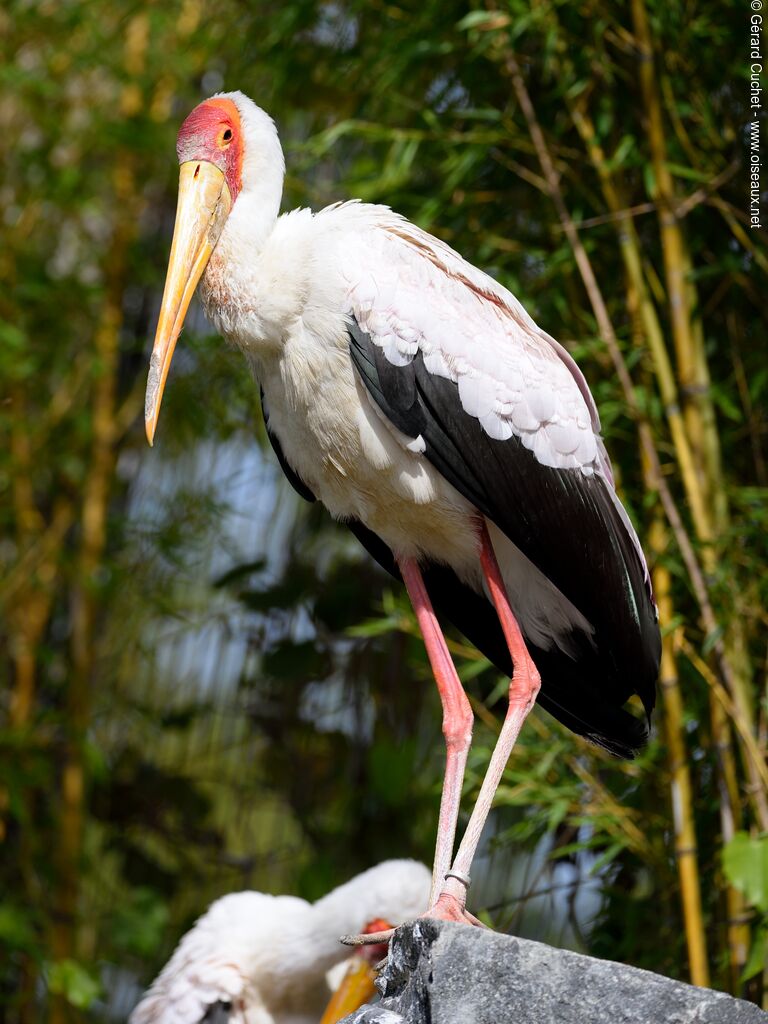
[1,0,765,1019]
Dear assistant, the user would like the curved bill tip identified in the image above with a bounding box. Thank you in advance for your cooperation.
[145,352,162,446]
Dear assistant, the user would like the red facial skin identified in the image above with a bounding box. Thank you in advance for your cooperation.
[357,918,395,964]
[176,97,244,203]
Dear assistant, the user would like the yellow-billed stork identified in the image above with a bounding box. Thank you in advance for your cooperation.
[129,860,430,1024]
[144,92,661,932]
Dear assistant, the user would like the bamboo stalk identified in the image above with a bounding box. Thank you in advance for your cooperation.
[567,96,768,969]
[679,637,768,796]
[567,101,714,544]
[488,42,748,771]
[621,211,751,985]
[625,249,712,985]
[1,166,76,1023]
[630,0,710,484]
[630,0,764,830]
[470,695,657,860]
[50,19,147,1020]
[2,393,63,1021]
[491,18,768,840]
[50,272,124,1024]
[2,501,75,609]
[713,198,768,276]
[8,390,48,730]
[649,518,710,986]
[471,55,768,996]
[729,312,767,486]
[709,694,751,989]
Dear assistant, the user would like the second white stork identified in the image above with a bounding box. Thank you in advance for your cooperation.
[129,859,431,1024]
[144,92,661,930]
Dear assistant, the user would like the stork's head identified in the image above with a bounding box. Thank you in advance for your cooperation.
[144,92,284,445]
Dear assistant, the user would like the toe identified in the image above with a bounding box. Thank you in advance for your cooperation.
[339,927,395,947]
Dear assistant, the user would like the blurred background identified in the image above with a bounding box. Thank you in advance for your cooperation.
[1,0,765,1019]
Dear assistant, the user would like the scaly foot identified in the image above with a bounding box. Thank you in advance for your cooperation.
[340,874,486,947]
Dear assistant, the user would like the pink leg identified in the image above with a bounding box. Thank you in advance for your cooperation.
[398,556,474,907]
[437,520,541,912]
[342,525,540,945]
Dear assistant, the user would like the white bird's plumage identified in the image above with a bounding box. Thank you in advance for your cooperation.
[197,92,641,654]
[129,859,431,1024]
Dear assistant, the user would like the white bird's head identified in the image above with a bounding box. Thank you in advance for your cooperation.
[129,860,430,1024]
[144,92,284,446]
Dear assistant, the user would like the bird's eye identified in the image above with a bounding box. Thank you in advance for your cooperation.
[221,127,233,146]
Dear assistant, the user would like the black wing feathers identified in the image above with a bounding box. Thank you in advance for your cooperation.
[347,520,649,758]
[259,329,659,758]
[349,321,660,757]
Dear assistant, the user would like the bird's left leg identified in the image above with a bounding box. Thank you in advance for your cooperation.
[341,556,476,947]
[397,555,475,908]
[430,519,541,921]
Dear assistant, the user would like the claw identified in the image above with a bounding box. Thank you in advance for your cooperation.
[339,927,395,947]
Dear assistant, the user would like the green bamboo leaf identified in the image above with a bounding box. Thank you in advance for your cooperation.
[48,960,102,1010]
[456,11,509,31]
[741,920,768,982]
[722,832,768,911]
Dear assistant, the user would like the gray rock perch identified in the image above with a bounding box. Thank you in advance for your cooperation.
[341,920,767,1024]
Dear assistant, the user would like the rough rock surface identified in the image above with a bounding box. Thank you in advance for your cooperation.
[341,920,767,1024]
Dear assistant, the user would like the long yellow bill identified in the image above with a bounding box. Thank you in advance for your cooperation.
[318,957,378,1024]
[145,160,232,445]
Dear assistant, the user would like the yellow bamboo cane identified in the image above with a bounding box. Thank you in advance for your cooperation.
[649,517,710,987]
[630,0,764,827]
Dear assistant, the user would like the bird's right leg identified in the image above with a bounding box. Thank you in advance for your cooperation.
[398,556,474,908]
[340,557,475,949]
[340,558,478,948]
[431,521,541,920]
